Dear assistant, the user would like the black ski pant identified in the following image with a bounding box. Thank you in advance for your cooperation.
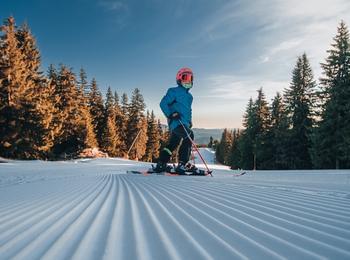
[158,125,194,164]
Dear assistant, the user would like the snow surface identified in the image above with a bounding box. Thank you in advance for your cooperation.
[0,148,350,260]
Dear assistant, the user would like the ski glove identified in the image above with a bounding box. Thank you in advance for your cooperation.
[169,112,181,120]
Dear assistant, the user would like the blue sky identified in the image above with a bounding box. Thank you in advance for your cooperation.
[2,0,350,128]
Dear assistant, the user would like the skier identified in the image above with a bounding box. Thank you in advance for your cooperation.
[153,67,197,174]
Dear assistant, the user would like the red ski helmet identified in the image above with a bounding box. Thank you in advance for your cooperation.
[176,67,193,88]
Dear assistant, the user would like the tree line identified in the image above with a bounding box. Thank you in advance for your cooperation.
[0,16,166,160]
[216,21,350,170]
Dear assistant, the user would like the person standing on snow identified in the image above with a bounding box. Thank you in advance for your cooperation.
[153,67,197,174]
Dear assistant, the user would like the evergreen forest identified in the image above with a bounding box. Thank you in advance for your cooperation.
[216,21,350,170]
[0,17,166,161]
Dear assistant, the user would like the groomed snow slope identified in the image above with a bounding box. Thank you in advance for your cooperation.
[0,150,350,260]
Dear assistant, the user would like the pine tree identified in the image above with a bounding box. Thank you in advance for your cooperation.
[143,110,151,161]
[284,53,316,169]
[114,91,126,156]
[239,98,255,170]
[16,21,55,158]
[0,17,26,158]
[102,87,121,156]
[143,110,160,162]
[77,68,97,149]
[114,91,120,108]
[230,129,242,169]
[150,111,161,161]
[82,106,98,149]
[127,88,148,160]
[113,90,120,122]
[208,136,214,148]
[238,89,271,170]
[0,17,26,106]
[315,21,350,169]
[269,92,289,169]
[105,86,114,112]
[157,119,169,159]
[119,93,129,156]
[215,129,232,165]
[0,17,53,159]
[121,93,129,115]
[253,88,271,169]
[78,67,89,96]
[51,65,83,157]
[46,64,65,157]
[215,137,222,164]
[88,78,105,147]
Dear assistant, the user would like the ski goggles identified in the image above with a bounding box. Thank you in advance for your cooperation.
[181,73,193,84]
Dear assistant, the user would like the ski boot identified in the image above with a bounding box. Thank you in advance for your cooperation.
[152,161,171,173]
[175,162,188,175]
[185,162,208,175]
[185,162,198,173]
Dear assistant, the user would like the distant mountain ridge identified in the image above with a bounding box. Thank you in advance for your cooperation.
[192,128,224,145]
[160,125,226,145]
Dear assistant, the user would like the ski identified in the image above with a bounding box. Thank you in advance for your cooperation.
[233,171,247,177]
[127,169,211,176]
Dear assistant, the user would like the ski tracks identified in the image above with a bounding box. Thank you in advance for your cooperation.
[0,171,349,259]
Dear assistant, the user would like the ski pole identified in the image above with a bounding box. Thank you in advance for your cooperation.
[127,128,142,157]
[178,119,213,177]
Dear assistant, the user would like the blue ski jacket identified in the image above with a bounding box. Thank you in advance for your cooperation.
[160,84,193,131]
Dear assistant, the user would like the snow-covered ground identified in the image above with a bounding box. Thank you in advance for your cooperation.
[0,148,350,259]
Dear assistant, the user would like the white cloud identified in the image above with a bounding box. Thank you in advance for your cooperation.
[168,0,350,128]
[190,74,290,128]
[190,74,289,128]
[197,0,350,77]
[202,74,288,102]
[269,39,303,56]
[260,56,270,63]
